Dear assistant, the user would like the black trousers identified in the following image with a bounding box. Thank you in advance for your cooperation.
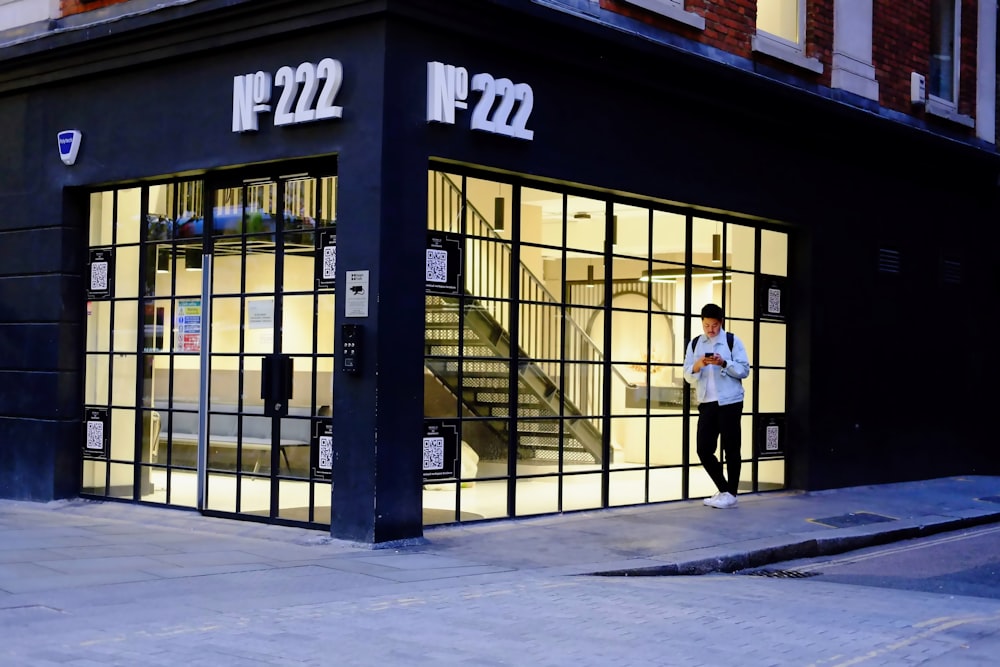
[696,400,743,495]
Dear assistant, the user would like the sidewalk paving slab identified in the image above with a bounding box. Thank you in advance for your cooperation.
[0,475,998,596]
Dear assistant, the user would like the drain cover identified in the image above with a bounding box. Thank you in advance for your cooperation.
[741,569,819,579]
[809,511,897,529]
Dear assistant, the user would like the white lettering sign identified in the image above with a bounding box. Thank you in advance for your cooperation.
[233,58,344,133]
[247,299,274,330]
[426,61,534,141]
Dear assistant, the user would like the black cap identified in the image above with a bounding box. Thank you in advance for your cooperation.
[700,303,724,321]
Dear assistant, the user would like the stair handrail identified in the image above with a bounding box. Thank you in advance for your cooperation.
[433,172,635,395]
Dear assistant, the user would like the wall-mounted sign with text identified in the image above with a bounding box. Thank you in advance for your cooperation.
[176,299,202,352]
[757,274,787,322]
[755,414,786,459]
[427,61,534,140]
[425,231,463,295]
[344,270,369,318]
[87,248,114,300]
[233,58,344,133]
[422,420,459,480]
[315,227,337,289]
[311,416,333,481]
[83,407,110,460]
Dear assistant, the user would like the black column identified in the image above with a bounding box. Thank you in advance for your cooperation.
[0,141,86,501]
[330,67,427,544]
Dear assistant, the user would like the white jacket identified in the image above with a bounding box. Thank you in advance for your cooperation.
[682,329,750,406]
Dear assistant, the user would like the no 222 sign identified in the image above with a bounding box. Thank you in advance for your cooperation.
[233,58,344,133]
[426,61,534,141]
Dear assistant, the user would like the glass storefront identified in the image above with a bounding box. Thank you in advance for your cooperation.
[423,169,788,524]
[83,170,337,526]
[81,162,787,530]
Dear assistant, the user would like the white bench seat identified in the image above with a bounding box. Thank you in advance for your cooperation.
[168,433,309,473]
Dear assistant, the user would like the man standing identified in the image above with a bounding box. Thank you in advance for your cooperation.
[683,303,750,508]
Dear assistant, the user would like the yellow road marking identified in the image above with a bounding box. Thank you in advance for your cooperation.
[809,612,1000,667]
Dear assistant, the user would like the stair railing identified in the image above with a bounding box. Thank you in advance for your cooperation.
[428,172,634,437]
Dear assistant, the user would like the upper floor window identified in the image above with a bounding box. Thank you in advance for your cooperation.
[929,0,960,105]
[752,0,822,73]
[620,0,705,31]
[756,0,803,47]
[0,0,51,32]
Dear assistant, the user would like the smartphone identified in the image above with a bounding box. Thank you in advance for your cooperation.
[704,352,715,359]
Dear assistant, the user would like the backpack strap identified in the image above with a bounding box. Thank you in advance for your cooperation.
[691,332,735,356]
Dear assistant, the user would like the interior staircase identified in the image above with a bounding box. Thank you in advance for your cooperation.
[424,296,602,463]
[424,171,635,467]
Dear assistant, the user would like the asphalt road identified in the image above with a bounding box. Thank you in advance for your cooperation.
[743,524,1000,600]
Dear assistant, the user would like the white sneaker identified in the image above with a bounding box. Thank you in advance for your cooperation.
[703,492,721,507]
[707,492,737,509]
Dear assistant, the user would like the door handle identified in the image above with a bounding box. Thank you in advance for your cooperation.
[262,354,294,417]
[283,355,294,402]
[261,355,274,401]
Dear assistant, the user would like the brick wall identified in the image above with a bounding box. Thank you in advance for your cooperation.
[61,0,132,18]
[957,0,978,115]
[602,1,753,55]
[874,0,977,118]
[872,1,928,111]
[602,1,980,134]
[806,0,834,82]
[603,0,834,85]
[54,0,984,134]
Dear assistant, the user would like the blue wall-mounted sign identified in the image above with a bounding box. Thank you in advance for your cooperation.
[57,129,82,165]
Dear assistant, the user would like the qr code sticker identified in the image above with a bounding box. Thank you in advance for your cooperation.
[90,261,109,292]
[767,287,781,315]
[323,246,336,281]
[765,425,780,452]
[425,249,448,283]
[86,420,104,450]
[318,435,333,470]
[423,436,445,471]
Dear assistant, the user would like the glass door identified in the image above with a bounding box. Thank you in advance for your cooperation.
[83,169,336,525]
[202,173,336,523]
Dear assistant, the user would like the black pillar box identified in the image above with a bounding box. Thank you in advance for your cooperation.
[422,420,459,480]
[83,407,110,460]
[755,414,786,459]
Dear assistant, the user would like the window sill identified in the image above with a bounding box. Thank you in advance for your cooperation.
[752,34,823,74]
[622,0,706,30]
[925,99,975,128]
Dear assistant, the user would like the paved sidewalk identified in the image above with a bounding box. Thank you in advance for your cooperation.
[3,475,1000,666]
[1,475,998,590]
[421,475,1000,577]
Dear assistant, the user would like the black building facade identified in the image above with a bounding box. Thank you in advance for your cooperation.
[1,0,996,544]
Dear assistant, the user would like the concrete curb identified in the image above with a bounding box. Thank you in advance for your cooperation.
[586,509,1000,577]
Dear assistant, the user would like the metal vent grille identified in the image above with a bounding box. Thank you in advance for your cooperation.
[878,248,901,274]
[941,259,962,285]
[740,569,820,579]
